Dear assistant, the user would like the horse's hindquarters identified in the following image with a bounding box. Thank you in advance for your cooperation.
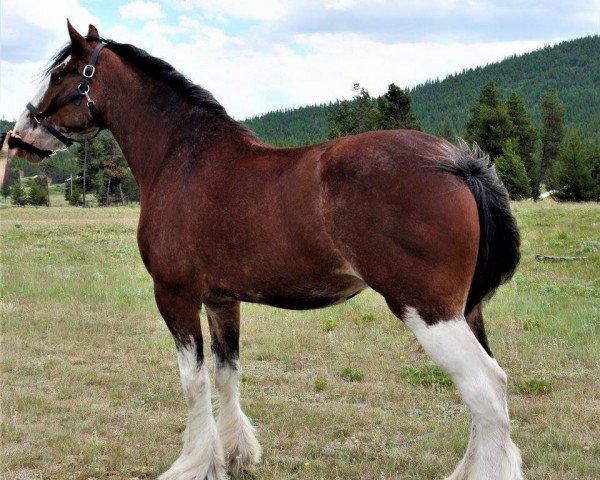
[319,132,480,323]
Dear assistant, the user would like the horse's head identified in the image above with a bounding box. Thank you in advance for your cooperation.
[9,21,105,163]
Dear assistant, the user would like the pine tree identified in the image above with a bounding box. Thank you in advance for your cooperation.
[547,131,597,201]
[96,143,129,206]
[327,84,379,139]
[589,143,600,200]
[495,139,532,200]
[440,118,455,142]
[464,80,513,160]
[9,179,27,206]
[534,89,565,199]
[73,134,110,206]
[1,171,12,199]
[27,176,49,206]
[65,177,81,206]
[328,83,421,139]
[377,83,421,131]
[506,92,538,187]
[96,171,108,206]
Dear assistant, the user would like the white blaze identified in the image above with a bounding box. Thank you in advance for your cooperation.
[13,74,63,153]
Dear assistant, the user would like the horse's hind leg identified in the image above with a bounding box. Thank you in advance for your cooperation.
[466,301,493,357]
[396,304,523,480]
[206,301,262,472]
[154,285,226,480]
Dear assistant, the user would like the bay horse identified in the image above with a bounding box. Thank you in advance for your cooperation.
[8,21,524,480]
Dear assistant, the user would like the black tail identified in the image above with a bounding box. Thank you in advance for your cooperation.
[437,141,521,353]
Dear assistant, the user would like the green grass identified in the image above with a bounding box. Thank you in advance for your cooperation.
[314,379,328,392]
[1,201,599,479]
[340,367,366,382]
[403,364,452,389]
[514,379,552,395]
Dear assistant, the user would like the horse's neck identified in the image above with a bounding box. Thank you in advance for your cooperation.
[101,73,239,195]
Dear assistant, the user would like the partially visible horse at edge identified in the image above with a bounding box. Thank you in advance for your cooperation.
[7,21,524,480]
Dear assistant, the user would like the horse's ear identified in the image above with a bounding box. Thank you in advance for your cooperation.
[67,19,89,58]
[87,24,99,38]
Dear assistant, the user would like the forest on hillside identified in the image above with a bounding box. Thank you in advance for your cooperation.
[244,105,329,147]
[243,35,600,145]
[410,35,600,138]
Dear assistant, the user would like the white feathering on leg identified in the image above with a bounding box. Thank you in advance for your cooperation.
[215,360,262,471]
[404,307,523,480]
[159,338,226,480]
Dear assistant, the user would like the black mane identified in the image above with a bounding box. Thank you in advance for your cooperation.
[46,37,228,117]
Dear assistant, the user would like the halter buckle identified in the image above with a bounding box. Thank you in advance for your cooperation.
[81,90,93,105]
[83,65,95,78]
[78,84,90,95]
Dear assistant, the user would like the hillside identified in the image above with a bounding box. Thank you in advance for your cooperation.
[242,35,600,145]
[244,104,329,147]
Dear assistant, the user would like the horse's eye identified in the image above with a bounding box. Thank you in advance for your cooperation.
[50,72,61,83]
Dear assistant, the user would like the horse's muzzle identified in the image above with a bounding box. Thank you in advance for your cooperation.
[6,133,52,162]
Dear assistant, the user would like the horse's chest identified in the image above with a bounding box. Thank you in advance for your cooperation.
[137,218,202,287]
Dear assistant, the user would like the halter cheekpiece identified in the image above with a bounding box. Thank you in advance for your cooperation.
[25,41,107,150]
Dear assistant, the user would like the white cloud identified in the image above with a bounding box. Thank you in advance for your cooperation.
[324,0,358,10]
[119,1,165,20]
[1,0,596,122]
[264,0,598,44]
[0,0,99,62]
[0,60,47,123]
[570,0,600,24]
[0,0,99,121]
[170,0,289,21]
[128,29,553,120]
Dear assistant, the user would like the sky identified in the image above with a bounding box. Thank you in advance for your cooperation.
[1,0,599,121]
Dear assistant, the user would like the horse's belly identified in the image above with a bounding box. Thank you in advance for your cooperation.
[236,274,367,310]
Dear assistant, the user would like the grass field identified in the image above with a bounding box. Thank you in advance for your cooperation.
[1,201,599,480]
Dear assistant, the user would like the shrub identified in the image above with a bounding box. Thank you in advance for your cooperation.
[359,313,376,324]
[314,379,328,391]
[522,318,542,331]
[404,364,452,388]
[514,378,552,395]
[322,317,337,332]
[340,367,365,382]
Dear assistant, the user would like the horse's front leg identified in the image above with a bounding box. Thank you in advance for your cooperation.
[206,300,262,472]
[154,285,226,480]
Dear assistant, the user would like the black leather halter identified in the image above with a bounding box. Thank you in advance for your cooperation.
[24,42,107,150]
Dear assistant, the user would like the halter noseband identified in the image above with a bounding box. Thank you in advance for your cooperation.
[24,42,107,152]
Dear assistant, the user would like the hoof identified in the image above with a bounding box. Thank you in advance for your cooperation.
[159,461,227,480]
[220,414,262,472]
[445,437,523,480]
[159,442,227,480]
[225,437,262,473]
